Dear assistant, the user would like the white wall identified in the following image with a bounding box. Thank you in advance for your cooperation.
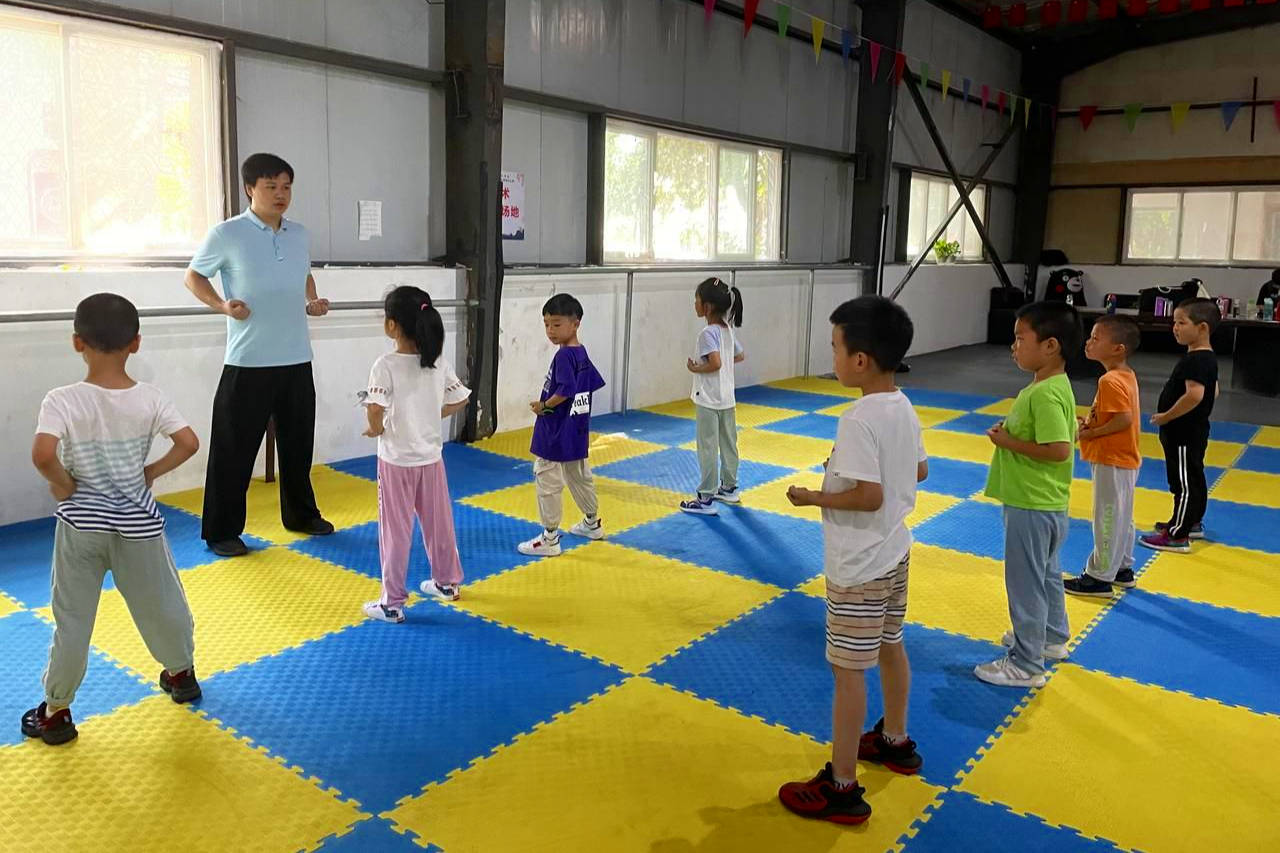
[1055,24,1280,164]
[888,263,1025,355]
[0,267,463,526]
[501,103,590,266]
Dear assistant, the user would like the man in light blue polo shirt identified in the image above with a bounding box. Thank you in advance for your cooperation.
[184,153,334,557]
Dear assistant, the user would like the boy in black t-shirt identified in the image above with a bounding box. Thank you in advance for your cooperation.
[1141,298,1220,554]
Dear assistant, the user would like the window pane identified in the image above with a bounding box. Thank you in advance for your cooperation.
[1128,192,1179,259]
[944,184,965,251]
[905,176,929,258]
[1233,191,1280,262]
[603,127,653,260]
[1177,191,1231,261]
[926,179,948,259]
[717,148,752,257]
[753,148,781,261]
[68,32,218,255]
[653,133,712,260]
[0,15,69,250]
[962,185,986,259]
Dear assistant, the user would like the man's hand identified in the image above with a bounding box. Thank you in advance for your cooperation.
[987,421,1011,448]
[223,299,250,320]
[306,298,330,317]
[49,477,76,502]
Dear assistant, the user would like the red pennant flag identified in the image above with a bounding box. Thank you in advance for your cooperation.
[981,84,990,112]
[1223,0,1245,6]
[1041,0,1062,27]
[1067,0,1088,22]
[1190,0,1210,8]
[1098,0,1119,17]
[869,42,882,81]
[1008,2,1028,26]
[704,0,714,23]
[1128,0,1148,14]
[743,0,760,35]
[1275,101,1280,130]
[893,51,906,86]
[1080,105,1098,131]
[1157,0,1179,11]
[983,4,1002,27]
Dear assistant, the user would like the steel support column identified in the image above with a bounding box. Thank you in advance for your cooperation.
[1012,55,1061,300]
[446,0,505,441]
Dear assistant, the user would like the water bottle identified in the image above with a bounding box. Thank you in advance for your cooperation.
[1265,298,1274,322]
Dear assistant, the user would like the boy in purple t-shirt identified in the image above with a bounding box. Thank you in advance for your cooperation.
[517,294,607,557]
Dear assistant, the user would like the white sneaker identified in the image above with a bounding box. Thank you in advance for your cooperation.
[713,487,742,505]
[974,656,1046,688]
[420,580,460,601]
[1001,630,1068,661]
[517,531,562,557]
[362,601,404,623]
[568,518,605,540]
[679,495,718,516]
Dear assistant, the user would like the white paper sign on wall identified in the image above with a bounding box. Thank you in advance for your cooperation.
[501,171,525,241]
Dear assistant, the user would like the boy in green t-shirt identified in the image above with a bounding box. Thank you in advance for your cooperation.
[976,301,1081,689]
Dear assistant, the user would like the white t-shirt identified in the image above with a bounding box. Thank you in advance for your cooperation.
[690,324,743,410]
[822,390,926,586]
[35,382,188,539]
[364,353,471,467]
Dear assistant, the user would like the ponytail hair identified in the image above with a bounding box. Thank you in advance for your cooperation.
[384,285,445,369]
[695,277,745,328]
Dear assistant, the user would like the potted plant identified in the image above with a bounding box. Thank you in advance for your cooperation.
[933,238,961,264]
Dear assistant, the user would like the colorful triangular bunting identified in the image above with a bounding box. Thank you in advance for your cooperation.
[919,62,929,87]
[704,0,714,23]
[893,51,906,86]
[743,0,760,36]
[1170,101,1191,132]
[942,70,952,104]
[811,16,825,62]
[841,28,853,65]
[1023,97,1031,128]
[776,3,790,39]
[869,42,882,81]
[962,77,972,105]
[1080,105,1098,131]
[1124,102,1143,132]
[1222,100,1243,130]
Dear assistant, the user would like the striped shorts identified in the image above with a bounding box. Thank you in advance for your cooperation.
[825,554,910,670]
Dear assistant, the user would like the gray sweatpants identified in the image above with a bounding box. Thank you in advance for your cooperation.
[534,457,598,532]
[1085,463,1137,583]
[44,521,195,708]
[695,404,739,497]
[1003,507,1071,676]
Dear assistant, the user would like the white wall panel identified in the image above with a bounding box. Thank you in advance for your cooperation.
[505,0,544,90]
[539,0,622,106]
[618,0,686,122]
[539,109,590,264]
[173,0,327,47]
[501,104,544,265]
[324,0,433,70]
[738,29,790,142]
[682,6,743,135]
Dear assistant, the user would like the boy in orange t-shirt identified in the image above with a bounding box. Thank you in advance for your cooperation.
[1067,316,1142,598]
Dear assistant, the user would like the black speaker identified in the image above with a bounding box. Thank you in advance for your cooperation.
[988,308,1018,345]
[990,287,1026,310]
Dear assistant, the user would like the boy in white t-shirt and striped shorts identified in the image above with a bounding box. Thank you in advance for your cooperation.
[778,296,928,826]
[24,294,202,746]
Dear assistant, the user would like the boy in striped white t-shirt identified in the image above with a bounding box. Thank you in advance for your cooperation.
[23,294,201,745]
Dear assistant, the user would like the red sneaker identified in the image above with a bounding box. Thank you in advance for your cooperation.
[858,717,923,775]
[778,763,871,825]
[21,702,77,745]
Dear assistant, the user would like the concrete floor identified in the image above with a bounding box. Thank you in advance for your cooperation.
[888,343,1280,426]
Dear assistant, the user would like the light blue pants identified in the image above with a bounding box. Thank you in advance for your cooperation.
[1004,507,1071,675]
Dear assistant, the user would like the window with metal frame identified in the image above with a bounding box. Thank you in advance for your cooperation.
[0,6,223,259]
[1124,186,1280,265]
[903,172,988,262]
[603,119,782,263]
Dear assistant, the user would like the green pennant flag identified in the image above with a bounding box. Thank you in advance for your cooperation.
[1124,102,1143,133]
[777,3,790,39]
[919,62,929,86]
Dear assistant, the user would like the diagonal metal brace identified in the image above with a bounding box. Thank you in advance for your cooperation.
[890,119,1017,301]
[894,72,1016,298]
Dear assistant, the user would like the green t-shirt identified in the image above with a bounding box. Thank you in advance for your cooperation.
[985,373,1077,511]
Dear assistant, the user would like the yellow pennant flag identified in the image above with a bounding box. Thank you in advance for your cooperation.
[1023,97,1031,128]
[941,69,952,104]
[811,16,825,63]
[1170,101,1191,133]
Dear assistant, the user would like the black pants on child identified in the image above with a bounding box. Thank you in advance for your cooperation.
[1160,426,1209,540]
[201,362,322,542]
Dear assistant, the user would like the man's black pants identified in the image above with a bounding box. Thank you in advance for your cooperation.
[201,362,321,542]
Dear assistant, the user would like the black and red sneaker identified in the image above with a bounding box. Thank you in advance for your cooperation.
[778,763,871,825]
[858,718,923,775]
[159,668,202,704]
[21,702,77,745]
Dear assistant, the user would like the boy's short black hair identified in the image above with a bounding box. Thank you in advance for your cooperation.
[1015,301,1082,359]
[1177,297,1221,332]
[543,293,583,320]
[1094,314,1141,356]
[241,153,294,187]
[74,293,139,352]
[829,295,914,372]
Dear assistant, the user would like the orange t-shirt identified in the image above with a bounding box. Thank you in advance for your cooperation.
[1080,368,1141,469]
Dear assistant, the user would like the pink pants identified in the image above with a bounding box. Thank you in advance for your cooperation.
[377,457,464,608]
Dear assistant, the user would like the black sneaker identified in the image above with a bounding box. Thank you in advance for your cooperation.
[209,537,249,557]
[1064,573,1114,598]
[285,518,335,536]
[858,718,923,775]
[1113,568,1137,589]
[159,668,202,704]
[778,763,871,825]
[21,702,77,745]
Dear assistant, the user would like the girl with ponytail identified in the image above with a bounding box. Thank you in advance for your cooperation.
[360,286,471,622]
[681,277,747,515]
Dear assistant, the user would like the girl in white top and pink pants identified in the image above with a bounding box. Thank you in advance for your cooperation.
[361,286,471,623]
